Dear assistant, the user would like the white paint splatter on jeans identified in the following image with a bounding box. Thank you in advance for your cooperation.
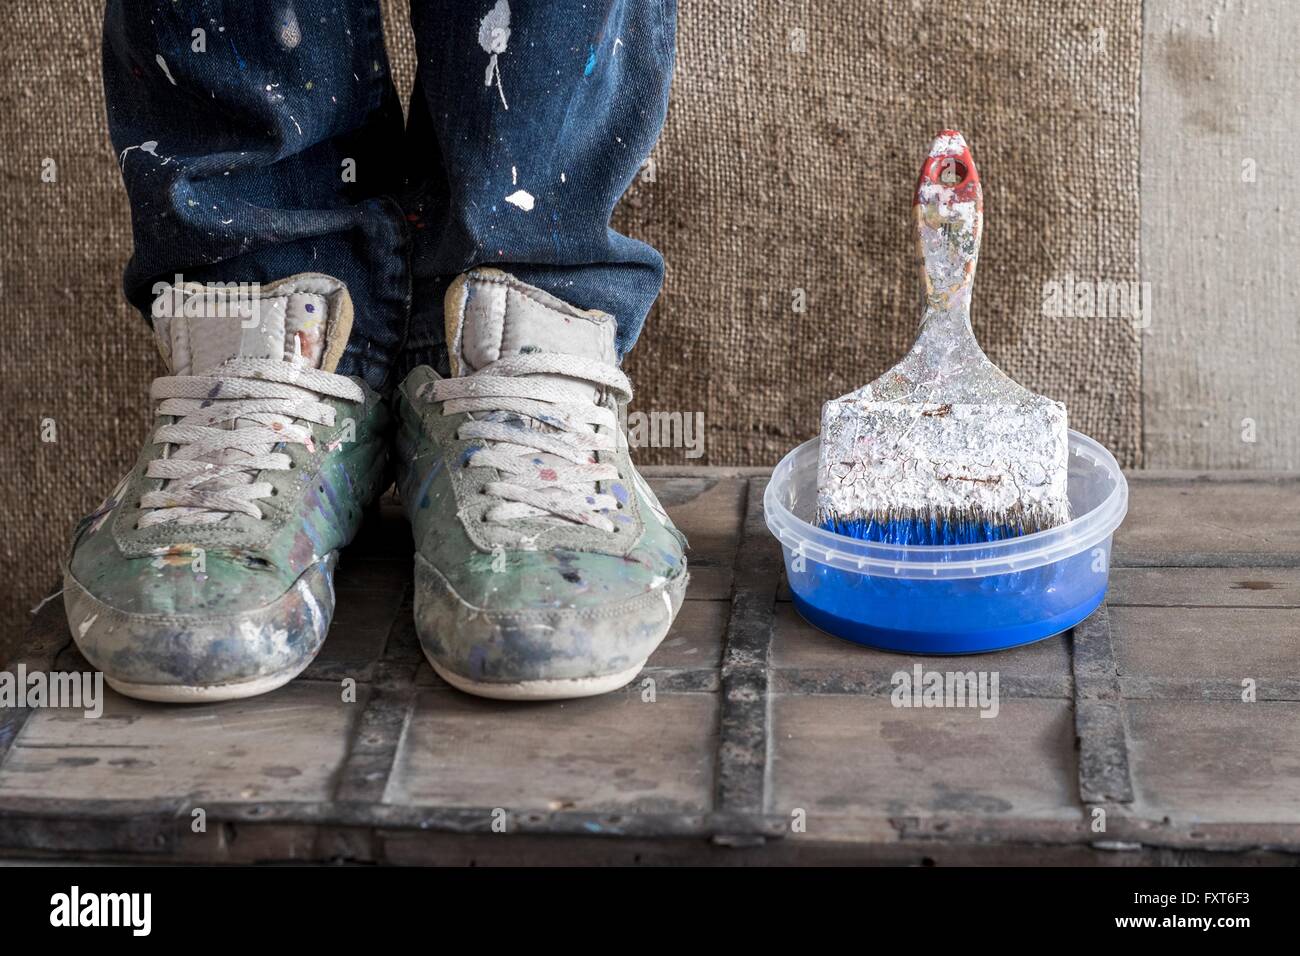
[504,189,535,211]
[119,140,173,167]
[155,54,177,85]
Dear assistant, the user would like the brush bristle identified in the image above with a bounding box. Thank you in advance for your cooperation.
[819,506,1059,545]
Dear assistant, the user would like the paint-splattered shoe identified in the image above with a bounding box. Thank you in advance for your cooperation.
[63,274,389,702]
[395,269,689,700]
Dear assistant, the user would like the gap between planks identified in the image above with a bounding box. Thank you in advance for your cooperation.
[714,477,782,833]
[1068,603,1136,808]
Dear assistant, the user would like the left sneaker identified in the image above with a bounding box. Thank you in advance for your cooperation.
[395,269,689,700]
[63,274,389,702]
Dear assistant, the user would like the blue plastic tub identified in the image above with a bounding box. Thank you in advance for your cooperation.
[763,431,1129,654]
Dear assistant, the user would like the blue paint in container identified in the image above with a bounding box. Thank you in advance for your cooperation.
[764,431,1128,654]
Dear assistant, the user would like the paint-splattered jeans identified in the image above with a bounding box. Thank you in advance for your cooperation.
[103,1,677,390]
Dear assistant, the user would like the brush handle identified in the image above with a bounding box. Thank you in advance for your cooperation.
[913,131,982,324]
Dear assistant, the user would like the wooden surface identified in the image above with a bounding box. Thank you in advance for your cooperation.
[1,470,1298,864]
[1142,0,1300,469]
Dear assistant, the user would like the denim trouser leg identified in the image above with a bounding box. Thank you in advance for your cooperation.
[103,1,409,389]
[403,0,677,374]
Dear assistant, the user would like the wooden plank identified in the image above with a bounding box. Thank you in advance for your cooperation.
[651,476,745,601]
[383,685,718,814]
[769,696,1082,826]
[1116,475,1300,560]
[1125,700,1300,824]
[1119,676,1300,702]
[1107,567,1300,607]
[771,603,1071,690]
[645,599,728,670]
[1111,606,1300,680]
[0,681,364,803]
[1141,0,1300,470]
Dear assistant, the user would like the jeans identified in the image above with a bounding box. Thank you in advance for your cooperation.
[103,1,677,390]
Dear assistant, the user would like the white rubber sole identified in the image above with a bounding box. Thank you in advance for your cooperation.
[425,652,647,702]
[104,660,309,704]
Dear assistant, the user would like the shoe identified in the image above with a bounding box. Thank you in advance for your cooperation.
[63,274,389,702]
[395,269,688,700]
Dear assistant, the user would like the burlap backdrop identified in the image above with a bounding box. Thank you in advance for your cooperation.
[0,1,1140,630]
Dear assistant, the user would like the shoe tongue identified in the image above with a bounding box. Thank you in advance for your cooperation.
[150,275,350,375]
[445,271,618,519]
[449,270,617,377]
[143,275,353,517]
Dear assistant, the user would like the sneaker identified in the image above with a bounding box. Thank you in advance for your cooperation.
[395,269,688,700]
[63,274,389,702]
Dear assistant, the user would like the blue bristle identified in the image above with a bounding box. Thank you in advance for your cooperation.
[820,515,1026,545]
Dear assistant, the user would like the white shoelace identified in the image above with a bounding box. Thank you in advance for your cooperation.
[429,352,632,534]
[138,358,364,528]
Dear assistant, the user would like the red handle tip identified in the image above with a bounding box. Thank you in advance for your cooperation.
[914,130,980,204]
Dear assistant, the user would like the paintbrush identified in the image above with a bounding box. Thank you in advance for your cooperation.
[816,130,1070,544]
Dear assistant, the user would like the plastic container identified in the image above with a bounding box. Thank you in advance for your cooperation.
[764,431,1128,654]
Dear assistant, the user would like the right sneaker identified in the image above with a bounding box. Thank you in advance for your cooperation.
[63,273,389,702]
[395,268,689,701]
